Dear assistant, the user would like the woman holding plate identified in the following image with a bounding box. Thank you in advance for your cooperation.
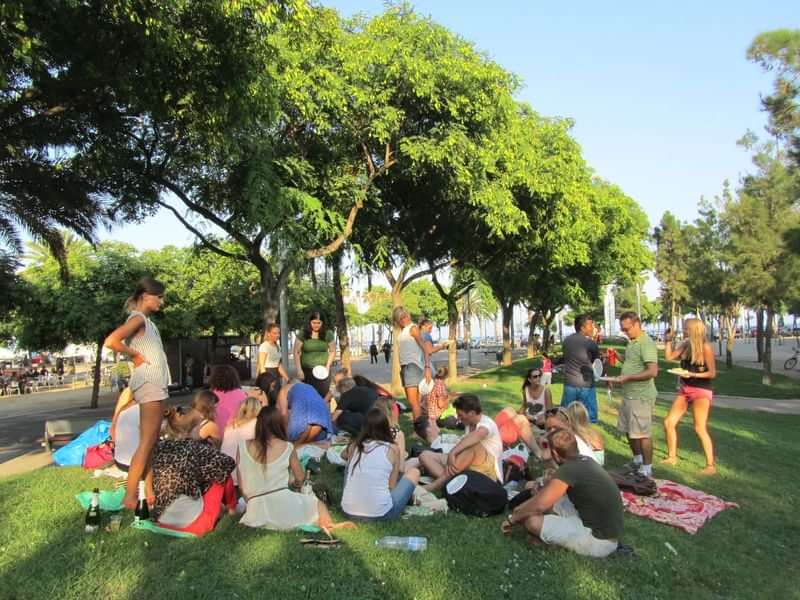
[662,318,717,474]
[293,311,336,398]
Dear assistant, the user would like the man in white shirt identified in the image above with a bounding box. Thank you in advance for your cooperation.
[419,394,503,492]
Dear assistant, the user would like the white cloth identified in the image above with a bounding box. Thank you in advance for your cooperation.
[237,440,319,530]
[158,495,203,528]
[221,420,256,484]
[113,404,140,467]
[524,386,548,419]
[471,414,503,482]
[398,323,424,368]
[540,496,618,558]
[341,441,394,517]
[575,435,600,464]
[258,341,282,369]
[126,311,171,390]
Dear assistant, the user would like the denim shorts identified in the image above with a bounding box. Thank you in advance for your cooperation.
[400,363,424,388]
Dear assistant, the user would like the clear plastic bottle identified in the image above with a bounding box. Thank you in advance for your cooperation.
[374,536,427,552]
[301,469,314,496]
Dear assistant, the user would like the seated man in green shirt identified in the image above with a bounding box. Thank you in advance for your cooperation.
[609,311,659,477]
[501,428,624,557]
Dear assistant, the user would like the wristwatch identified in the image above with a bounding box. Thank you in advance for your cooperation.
[506,514,514,526]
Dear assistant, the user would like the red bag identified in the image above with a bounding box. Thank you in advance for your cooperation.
[83,440,114,469]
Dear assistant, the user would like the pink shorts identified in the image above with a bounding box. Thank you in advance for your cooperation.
[133,382,168,404]
[679,384,713,404]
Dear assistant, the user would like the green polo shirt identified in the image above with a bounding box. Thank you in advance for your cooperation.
[621,332,658,400]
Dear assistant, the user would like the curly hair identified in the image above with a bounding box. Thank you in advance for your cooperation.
[208,364,241,392]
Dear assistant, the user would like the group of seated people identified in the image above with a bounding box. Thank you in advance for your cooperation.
[108,361,622,556]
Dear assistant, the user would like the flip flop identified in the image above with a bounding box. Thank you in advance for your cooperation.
[300,538,341,547]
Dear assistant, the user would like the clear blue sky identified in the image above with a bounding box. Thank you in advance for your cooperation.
[101,1,797,251]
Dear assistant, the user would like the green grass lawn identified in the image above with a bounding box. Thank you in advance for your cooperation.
[1,359,799,600]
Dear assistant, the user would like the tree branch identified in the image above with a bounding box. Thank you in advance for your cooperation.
[401,258,457,290]
[154,199,247,261]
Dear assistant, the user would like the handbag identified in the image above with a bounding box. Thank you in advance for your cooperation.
[83,439,114,469]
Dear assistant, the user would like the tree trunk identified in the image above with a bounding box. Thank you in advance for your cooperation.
[447,298,459,386]
[717,314,724,357]
[331,253,350,373]
[259,266,279,329]
[89,334,104,409]
[542,314,555,352]
[391,285,403,396]
[725,313,736,369]
[756,308,764,362]
[763,304,773,385]
[501,302,513,365]
[527,309,538,358]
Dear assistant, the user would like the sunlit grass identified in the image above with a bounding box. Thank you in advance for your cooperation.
[0,359,798,599]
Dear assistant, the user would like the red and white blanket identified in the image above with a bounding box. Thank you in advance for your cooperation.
[620,479,739,535]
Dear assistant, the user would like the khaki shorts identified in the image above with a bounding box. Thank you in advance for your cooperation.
[617,395,656,438]
[540,497,618,558]
[133,382,169,404]
[468,451,499,481]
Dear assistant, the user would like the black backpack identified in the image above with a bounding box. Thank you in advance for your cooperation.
[443,471,507,517]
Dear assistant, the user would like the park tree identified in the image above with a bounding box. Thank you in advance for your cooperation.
[654,212,691,332]
[723,140,800,384]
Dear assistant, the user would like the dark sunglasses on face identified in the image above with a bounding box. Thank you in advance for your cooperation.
[545,407,566,417]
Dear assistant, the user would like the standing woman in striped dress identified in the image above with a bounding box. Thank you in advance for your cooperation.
[105,277,171,509]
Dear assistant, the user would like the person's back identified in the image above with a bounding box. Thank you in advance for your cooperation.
[562,332,598,388]
[341,441,394,518]
[555,456,624,541]
[239,438,291,496]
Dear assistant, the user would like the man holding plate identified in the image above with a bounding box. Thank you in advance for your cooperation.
[609,311,659,477]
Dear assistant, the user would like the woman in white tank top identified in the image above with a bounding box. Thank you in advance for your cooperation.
[341,407,421,520]
[521,368,553,423]
[104,277,170,510]
[392,306,430,420]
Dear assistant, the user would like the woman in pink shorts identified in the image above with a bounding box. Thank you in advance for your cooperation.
[104,277,171,508]
[662,318,717,474]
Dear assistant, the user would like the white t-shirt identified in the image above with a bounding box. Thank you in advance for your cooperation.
[341,441,394,517]
[575,434,601,464]
[114,404,140,467]
[470,414,503,482]
[258,341,282,369]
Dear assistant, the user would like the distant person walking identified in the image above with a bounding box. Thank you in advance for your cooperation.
[662,319,716,474]
[382,341,391,364]
[610,312,659,477]
[393,306,431,420]
[560,314,601,423]
[104,277,171,510]
[369,342,379,364]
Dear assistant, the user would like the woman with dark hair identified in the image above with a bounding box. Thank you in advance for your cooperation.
[277,381,333,445]
[208,364,247,430]
[248,370,281,407]
[293,311,336,397]
[340,407,420,520]
[237,406,353,531]
[104,276,170,509]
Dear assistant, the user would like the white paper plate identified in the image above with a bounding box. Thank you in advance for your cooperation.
[446,473,468,495]
[312,365,329,380]
[418,378,434,395]
[592,358,604,379]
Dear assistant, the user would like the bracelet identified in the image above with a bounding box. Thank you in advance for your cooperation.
[506,514,514,526]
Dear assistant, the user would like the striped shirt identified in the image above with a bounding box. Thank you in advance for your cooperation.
[126,311,171,390]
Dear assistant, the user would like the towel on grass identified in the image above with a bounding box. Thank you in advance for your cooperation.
[621,479,738,535]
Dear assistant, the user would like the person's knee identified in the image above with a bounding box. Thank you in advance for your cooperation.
[405,467,421,484]
[523,514,544,536]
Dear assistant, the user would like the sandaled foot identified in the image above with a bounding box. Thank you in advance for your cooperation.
[328,521,356,531]
[659,456,678,466]
[700,464,716,475]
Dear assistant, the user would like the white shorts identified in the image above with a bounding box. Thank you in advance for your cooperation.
[539,497,618,558]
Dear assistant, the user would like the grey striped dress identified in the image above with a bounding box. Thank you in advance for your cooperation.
[126,310,171,392]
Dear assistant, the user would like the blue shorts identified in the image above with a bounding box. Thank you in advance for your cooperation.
[400,363,424,388]
[561,385,598,423]
[344,476,416,521]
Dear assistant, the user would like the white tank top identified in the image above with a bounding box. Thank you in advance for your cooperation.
[341,441,394,517]
[398,323,423,368]
[524,385,547,419]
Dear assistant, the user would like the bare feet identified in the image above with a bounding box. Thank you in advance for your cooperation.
[701,464,717,475]
[122,494,137,510]
[660,456,678,465]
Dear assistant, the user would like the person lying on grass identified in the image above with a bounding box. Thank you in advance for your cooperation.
[418,394,503,492]
[501,428,624,558]
[340,407,420,521]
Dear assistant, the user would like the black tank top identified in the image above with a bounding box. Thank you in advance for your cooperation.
[679,355,712,389]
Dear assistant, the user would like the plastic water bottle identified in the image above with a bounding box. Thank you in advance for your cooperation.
[374,536,427,552]
[301,469,314,496]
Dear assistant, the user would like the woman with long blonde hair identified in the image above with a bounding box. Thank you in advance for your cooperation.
[662,318,716,474]
[565,402,605,465]
[221,397,262,461]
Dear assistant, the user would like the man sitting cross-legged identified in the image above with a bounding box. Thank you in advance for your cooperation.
[419,394,503,492]
[500,428,623,558]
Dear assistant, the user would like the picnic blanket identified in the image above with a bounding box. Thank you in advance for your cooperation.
[620,479,738,534]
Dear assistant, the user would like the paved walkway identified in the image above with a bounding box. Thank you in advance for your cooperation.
[657,392,800,415]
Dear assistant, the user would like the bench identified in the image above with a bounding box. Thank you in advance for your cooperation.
[43,418,98,452]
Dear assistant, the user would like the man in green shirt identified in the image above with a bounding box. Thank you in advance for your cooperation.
[610,311,659,477]
[500,428,623,557]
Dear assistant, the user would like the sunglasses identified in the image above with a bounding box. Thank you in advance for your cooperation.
[530,374,541,379]
[545,407,567,417]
